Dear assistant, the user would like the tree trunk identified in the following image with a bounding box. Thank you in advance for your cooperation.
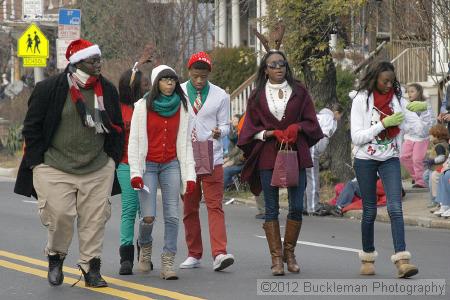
[301,58,354,183]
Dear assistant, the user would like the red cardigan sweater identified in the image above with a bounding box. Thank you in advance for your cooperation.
[146,109,180,163]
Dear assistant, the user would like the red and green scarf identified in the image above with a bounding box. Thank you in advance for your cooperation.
[67,68,121,134]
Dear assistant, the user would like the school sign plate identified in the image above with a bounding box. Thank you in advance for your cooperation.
[17,23,49,67]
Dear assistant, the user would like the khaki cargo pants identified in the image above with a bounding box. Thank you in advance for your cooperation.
[33,158,115,271]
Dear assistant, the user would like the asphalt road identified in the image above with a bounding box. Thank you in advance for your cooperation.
[0,179,449,300]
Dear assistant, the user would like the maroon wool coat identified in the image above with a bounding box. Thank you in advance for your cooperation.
[237,82,323,195]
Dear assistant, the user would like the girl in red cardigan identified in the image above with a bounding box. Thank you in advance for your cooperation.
[128,65,196,280]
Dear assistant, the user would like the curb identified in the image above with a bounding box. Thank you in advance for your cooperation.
[233,197,450,230]
[343,210,450,230]
[0,167,16,178]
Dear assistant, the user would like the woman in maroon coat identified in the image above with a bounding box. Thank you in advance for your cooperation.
[238,50,323,276]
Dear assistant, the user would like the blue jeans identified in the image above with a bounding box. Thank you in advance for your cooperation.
[138,159,181,255]
[354,157,406,253]
[259,169,307,221]
[336,179,360,208]
[436,170,450,206]
[423,169,438,204]
[223,164,243,189]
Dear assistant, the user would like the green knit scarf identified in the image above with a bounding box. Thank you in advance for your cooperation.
[152,93,181,117]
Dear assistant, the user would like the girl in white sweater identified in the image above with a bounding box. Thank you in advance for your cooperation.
[128,65,196,280]
[350,61,418,278]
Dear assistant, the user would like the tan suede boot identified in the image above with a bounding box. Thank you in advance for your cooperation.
[160,252,178,280]
[283,219,301,273]
[358,251,377,275]
[263,221,285,276]
[391,251,419,278]
[137,243,153,272]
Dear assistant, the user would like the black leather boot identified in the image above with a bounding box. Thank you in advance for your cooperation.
[80,258,108,288]
[119,245,134,275]
[48,254,65,286]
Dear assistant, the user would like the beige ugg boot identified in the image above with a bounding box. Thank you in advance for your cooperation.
[160,252,178,280]
[391,251,418,278]
[137,243,153,272]
[358,251,377,275]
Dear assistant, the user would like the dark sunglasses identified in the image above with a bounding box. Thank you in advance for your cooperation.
[267,60,287,69]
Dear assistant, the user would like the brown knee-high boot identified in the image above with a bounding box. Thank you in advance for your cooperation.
[283,219,301,273]
[263,221,285,276]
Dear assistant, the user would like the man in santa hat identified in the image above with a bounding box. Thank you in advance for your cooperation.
[179,51,235,271]
[14,39,124,288]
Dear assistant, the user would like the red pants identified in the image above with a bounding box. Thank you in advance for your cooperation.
[182,165,228,259]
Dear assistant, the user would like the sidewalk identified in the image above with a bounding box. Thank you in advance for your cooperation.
[234,181,450,230]
[3,165,449,230]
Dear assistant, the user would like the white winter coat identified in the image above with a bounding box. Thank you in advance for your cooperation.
[128,98,196,194]
[403,101,436,141]
[350,90,416,161]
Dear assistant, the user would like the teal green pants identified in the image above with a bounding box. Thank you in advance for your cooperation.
[117,163,140,246]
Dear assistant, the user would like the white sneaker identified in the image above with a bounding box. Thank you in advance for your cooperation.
[213,253,234,271]
[433,205,449,216]
[179,256,201,269]
[441,208,450,218]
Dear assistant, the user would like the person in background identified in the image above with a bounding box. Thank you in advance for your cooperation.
[350,61,418,278]
[400,83,435,188]
[236,112,266,219]
[228,114,242,150]
[329,178,361,217]
[437,83,450,135]
[14,39,124,287]
[0,73,10,100]
[116,63,150,275]
[423,124,450,211]
[180,52,235,272]
[434,151,450,217]
[304,103,343,215]
[223,114,244,191]
[223,143,245,191]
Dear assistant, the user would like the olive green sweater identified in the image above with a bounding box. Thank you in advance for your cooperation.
[44,88,108,174]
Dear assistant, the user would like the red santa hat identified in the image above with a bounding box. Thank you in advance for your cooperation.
[66,39,101,64]
[187,51,212,71]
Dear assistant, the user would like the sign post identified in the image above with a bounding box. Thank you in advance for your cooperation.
[17,23,49,68]
[57,8,81,69]
[22,0,44,21]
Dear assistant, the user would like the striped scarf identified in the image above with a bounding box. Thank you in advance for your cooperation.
[67,67,121,134]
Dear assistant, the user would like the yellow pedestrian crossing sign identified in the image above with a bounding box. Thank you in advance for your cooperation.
[17,23,49,67]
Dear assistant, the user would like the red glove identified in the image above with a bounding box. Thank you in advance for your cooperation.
[285,124,301,144]
[130,177,144,189]
[185,181,196,196]
[273,130,288,143]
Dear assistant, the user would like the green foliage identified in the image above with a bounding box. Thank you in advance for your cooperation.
[267,0,363,80]
[1,124,23,156]
[208,47,256,92]
[336,66,356,112]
